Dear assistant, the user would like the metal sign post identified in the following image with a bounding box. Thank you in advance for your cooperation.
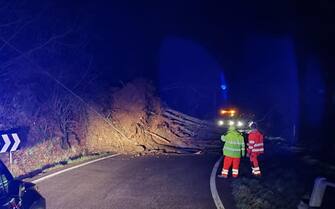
[9,151,13,170]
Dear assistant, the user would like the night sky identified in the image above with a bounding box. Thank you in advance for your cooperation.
[81,0,334,148]
[1,0,334,149]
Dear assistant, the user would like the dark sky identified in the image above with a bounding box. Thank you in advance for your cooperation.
[57,0,295,81]
[42,0,334,140]
[2,0,333,144]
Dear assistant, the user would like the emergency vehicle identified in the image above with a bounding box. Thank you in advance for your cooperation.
[216,108,254,133]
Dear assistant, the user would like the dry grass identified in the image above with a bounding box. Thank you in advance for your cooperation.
[0,138,85,177]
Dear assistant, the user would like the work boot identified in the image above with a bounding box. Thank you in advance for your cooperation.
[217,174,228,178]
[252,174,262,178]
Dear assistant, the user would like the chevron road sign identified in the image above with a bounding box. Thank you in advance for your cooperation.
[0,133,21,153]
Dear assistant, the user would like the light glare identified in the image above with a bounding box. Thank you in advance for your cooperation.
[237,121,244,127]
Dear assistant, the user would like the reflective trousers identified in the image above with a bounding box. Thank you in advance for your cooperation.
[250,153,261,176]
[221,156,240,177]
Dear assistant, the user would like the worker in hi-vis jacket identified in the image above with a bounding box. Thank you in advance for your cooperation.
[218,126,245,178]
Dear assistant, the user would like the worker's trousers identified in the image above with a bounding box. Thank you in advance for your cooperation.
[221,156,240,178]
[250,153,261,176]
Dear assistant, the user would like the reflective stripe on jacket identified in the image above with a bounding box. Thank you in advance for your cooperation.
[221,129,245,158]
[247,130,264,154]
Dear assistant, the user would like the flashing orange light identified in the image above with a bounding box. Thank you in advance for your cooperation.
[220,108,238,117]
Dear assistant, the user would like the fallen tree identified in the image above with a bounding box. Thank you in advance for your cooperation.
[85,79,222,154]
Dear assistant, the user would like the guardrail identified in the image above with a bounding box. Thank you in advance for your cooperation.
[298,177,335,208]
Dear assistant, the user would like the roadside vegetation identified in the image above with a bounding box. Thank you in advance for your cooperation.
[0,78,220,176]
[231,140,335,209]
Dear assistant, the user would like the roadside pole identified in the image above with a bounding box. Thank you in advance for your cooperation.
[9,151,13,171]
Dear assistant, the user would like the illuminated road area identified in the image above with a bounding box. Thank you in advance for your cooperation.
[33,154,236,209]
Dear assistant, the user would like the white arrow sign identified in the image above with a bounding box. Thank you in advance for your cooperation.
[11,133,21,151]
[1,134,11,153]
[0,132,22,153]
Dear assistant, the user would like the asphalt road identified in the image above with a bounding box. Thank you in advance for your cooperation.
[34,154,236,209]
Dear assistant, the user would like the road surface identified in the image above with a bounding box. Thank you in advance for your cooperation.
[33,154,236,209]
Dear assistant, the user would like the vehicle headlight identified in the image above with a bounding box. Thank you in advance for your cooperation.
[217,120,224,126]
[237,121,244,127]
[228,120,235,126]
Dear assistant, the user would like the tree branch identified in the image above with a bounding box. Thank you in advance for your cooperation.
[0,29,73,69]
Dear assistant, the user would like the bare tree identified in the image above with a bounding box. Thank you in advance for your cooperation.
[0,1,93,148]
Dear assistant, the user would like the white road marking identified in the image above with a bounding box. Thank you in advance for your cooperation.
[32,153,121,184]
[210,156,225,209]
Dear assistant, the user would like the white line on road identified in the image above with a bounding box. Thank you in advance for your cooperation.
[32,153,121,184]
[210,156,225,209]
